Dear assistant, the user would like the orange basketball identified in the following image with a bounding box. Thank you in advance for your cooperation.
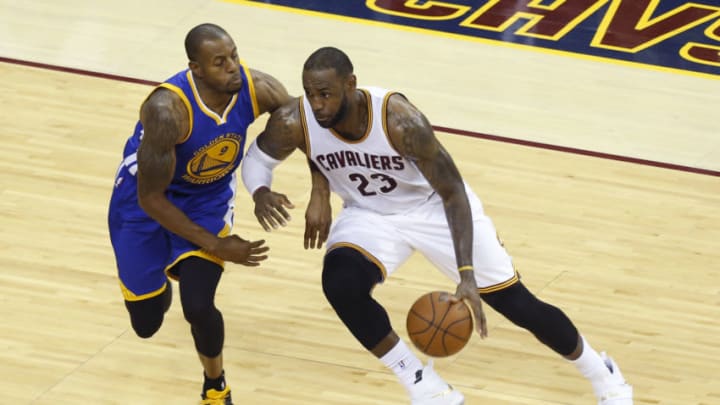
[406,291,473,357]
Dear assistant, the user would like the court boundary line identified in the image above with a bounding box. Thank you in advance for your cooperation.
[2,56,717,178]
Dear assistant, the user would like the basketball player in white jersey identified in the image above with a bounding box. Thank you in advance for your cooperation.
[240,47,633,405]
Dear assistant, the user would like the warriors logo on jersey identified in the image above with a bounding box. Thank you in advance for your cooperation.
[184,133,244,184]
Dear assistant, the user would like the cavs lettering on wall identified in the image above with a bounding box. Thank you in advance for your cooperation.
[248,0,720,77]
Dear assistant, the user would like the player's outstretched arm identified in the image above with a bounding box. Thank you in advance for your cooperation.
[385,94,487,337]
[242,99,305,231]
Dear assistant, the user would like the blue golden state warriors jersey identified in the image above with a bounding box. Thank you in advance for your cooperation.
[109,63,260,297]
[113,62,259,220]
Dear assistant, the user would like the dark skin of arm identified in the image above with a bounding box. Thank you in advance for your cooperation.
[250,99,333,249]
[136,70,291,265]
[385,94,487,338]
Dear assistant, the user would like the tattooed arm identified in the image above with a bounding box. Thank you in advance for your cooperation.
[242,98,332,248]
[250,68,293,115]
[137,88,268,266]
[243,99,305,229]
[386,94,472,269]
[385,93,487,337]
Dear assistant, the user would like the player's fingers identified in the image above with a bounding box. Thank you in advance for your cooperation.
[272,207,290,225]
[306,229,317,250]
[470,301,488,338]
[255,214,272,232]
[281,196,295,209]
[263,212,281,229]
[303,224,313,249]
[248,240,268,249]
[249,248,270,258]
[478,310,488,338]
[318,224,329,247]
[255,211,270,231]
[247,254,268,263]
[303,230,310,250]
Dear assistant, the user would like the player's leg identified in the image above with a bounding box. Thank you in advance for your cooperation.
[109,165,174,338]
[323,208,463,404]
[481,283,632,403]
[123,282,173,337]
[175,256,231,404]
[413,189,632,403]
[165,191,235,403]
[109,215,173,338]
[467,196,632,403]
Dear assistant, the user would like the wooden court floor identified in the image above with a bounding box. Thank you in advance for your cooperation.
[1,1,719,404]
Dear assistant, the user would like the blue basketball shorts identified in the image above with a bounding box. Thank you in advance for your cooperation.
[108,165,232,302]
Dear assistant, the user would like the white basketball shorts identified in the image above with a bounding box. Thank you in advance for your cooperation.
[326,187,519,293]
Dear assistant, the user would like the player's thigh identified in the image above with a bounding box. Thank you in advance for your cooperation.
[326,207,413,279]
[409,204,516,289]
[110,220,172,301]
[165,211,229,279]
[468,215,517,290]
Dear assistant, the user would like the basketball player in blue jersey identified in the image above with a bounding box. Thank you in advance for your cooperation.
[107,23,292,405]
[241,47,634,404]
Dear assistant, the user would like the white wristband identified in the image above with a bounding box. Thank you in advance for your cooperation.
[241,139,282,195]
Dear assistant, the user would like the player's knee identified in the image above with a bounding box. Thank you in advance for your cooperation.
[481,282,537,328]
[182,299,215,326]
[176,257,222,326]
[322,247,382,307]
[125,295,168,338]
[132,321,162,339]
[482,282,578,355]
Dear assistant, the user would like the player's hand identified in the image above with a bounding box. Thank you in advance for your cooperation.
[304,191,331,249]
[450,272,488,338]
[209,235,269,266]
[252,187,295,231]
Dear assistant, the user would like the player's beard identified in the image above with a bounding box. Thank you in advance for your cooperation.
[318,94,349,129]
[226,83,241,95]
[226,74,243,95]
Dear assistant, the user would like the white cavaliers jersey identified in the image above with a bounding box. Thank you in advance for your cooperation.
[301,87,435,214]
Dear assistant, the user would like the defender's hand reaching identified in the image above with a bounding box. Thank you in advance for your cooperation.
[208,235,269,266]
[252,187,295,231]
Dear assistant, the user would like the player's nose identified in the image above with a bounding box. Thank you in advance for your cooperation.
[309,98,325,113]
[226,57,239,73]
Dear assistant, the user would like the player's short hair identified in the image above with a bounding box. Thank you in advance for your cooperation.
[303,47,354,77]
[184,23,229,61]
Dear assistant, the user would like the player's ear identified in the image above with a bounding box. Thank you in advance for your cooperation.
[346,74,357,91]
[188,60,202,78]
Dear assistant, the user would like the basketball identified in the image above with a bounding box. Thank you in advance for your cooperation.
[406,291,473,357]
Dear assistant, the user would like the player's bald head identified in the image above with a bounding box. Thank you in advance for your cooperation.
[184,23,230,61]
